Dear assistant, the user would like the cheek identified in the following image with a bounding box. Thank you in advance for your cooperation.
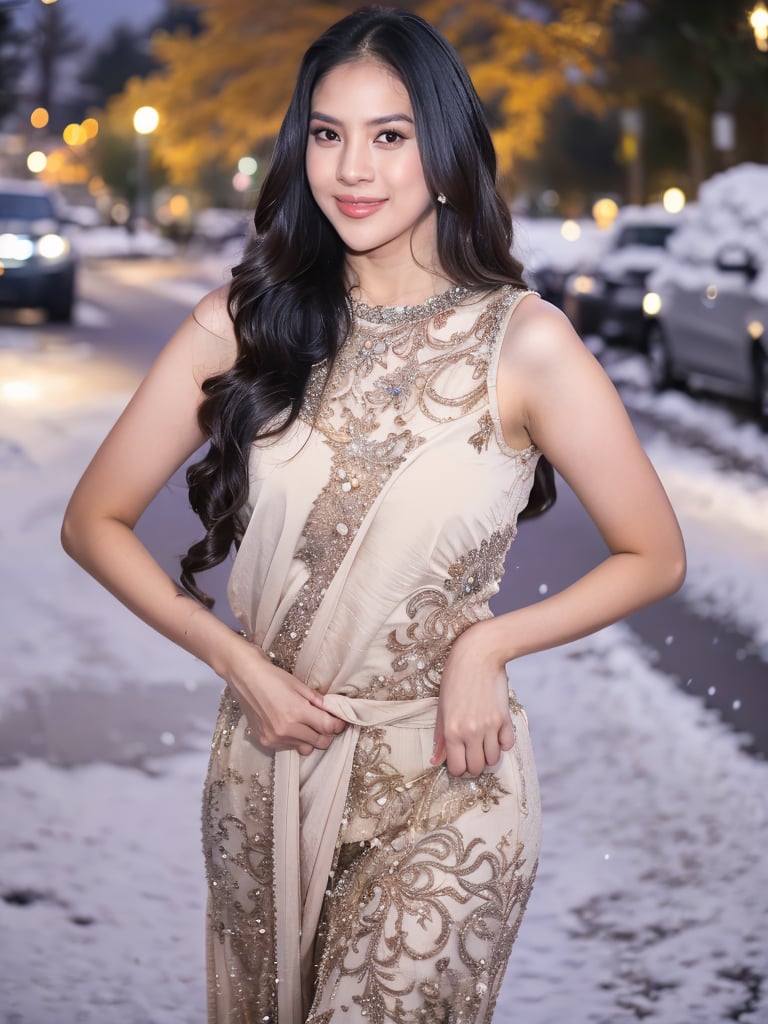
[391,151,430,201]
[305,146,329,195]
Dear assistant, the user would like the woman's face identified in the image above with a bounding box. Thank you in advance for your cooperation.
[306,60,436,262]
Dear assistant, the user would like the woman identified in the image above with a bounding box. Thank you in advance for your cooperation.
[62,7,685,1022]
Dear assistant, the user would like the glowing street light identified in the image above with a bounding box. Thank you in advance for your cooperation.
[132,106,159,229]
[749,2,768,51]
[662,187,686,214]
[133,106,159,136]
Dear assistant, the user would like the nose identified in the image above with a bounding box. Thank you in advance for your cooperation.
[337,135,374,184]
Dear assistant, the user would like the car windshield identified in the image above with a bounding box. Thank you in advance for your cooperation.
[616,225,675,248]
[0,193,56,220]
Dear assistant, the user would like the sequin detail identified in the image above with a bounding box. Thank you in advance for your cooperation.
[468,411,494,454]
[310,821,537,1023]
[205,285,542,1022]
[268,416,425,673]
[348,284,477,326]
[203,692,277,1021]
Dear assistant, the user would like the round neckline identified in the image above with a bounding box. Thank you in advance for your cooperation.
[347,283,479,326]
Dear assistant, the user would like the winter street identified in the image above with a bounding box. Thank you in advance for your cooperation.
[1,251,767,1023]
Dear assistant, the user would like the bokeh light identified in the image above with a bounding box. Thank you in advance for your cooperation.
[238,156,258,176]
[642,292,662,316]
[133,106,159,135]
[662,187,686,214]
[30,107,49,129]
[592,197,619,230]
[27,151,48,173]
[561,219,581,242]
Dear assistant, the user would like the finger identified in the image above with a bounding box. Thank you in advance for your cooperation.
[297,743,314,756]
[483,733,501,769]
[465,741,486,778]
[307,706,348,736]
[430,729,446,766]
[499,718,516,751]
[445,740,467,778]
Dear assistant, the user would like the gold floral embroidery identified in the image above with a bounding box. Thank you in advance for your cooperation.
[209,287,541,1021]
[468,411,494,453]
[203,701,277,1021]
[275,290,523,674]
[310,821,537,1023]
[346,525,517,702]
[341,727,512,845]
[268,414,424,673]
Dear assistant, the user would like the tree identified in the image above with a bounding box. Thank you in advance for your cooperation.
[78,24,157,110]
[416,0,619,178]
[605,0,768,191]
[32,0,82,114]
[105,0,620,188]
[0,0,24,125]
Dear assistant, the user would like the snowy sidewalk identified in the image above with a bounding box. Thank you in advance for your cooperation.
[2,359,767,1022]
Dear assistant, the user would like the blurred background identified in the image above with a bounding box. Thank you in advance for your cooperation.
[1,2,767,1023]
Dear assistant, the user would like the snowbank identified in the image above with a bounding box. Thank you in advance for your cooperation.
[649,162,768,304]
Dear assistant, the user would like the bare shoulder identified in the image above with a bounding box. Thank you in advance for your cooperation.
[185,283,238,383]
[500,293,589,379]
[193,283,234,339]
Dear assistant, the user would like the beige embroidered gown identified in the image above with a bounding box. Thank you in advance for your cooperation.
[202,284,542,1023]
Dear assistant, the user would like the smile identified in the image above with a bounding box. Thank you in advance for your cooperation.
[334,196,388,218]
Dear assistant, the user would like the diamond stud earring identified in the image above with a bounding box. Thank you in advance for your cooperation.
[436,192,447,204]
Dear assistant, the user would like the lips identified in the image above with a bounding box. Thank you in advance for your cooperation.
[334,195,388,218]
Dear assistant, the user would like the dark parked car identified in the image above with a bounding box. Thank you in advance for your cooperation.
[563,206,685,346]
[0,179,77,322]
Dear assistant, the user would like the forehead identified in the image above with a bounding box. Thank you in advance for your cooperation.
[311,60,412,114]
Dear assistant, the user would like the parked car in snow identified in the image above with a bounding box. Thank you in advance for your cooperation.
[512,216,602,308]
[0,178,77,322]
[562,205,685,346]
[643,164,768,424]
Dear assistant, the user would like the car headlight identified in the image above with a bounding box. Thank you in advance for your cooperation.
[37,233,71,259]
[571,274,600,295]
[642,291,662,316]
[565,274,604,297]
[0,233,35,261]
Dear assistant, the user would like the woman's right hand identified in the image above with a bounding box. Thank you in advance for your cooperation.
[224,638,347,756]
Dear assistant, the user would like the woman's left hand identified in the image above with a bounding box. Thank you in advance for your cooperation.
[430,622,516,777]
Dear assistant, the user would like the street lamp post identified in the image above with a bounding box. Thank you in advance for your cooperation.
[132,106,159,231]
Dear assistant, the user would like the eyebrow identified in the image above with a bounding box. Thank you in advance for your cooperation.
[309,111,414,126]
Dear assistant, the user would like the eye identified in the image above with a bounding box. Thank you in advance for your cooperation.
[310,126,340,143]
[376,129,405,146]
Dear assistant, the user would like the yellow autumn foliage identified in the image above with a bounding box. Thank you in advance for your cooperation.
[106,0,618,186]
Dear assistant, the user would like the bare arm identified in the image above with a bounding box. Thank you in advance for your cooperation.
[61,286,344,754]
[432,296,686,775]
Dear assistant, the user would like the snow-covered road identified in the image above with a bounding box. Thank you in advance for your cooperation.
[1,258,766,1023]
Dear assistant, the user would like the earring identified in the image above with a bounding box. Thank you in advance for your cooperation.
[436,192,447,205]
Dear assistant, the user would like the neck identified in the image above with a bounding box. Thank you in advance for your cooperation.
[347,264,453,308]
[344,211,452,307]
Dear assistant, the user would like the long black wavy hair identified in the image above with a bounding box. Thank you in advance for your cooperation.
[180,5,555,606]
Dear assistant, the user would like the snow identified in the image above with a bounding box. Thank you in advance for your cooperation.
[512,216,603,275]
[2,283,768,1021]
[70,226,179,260]
[649,163,768,304]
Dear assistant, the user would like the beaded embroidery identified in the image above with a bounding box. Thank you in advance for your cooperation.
[204,285,541,1023]
[348,284,477,326]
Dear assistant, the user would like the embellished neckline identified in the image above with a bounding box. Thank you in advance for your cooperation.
[347,284,478,326]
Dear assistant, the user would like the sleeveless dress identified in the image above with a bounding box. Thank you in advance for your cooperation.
[202,284,542,1023]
